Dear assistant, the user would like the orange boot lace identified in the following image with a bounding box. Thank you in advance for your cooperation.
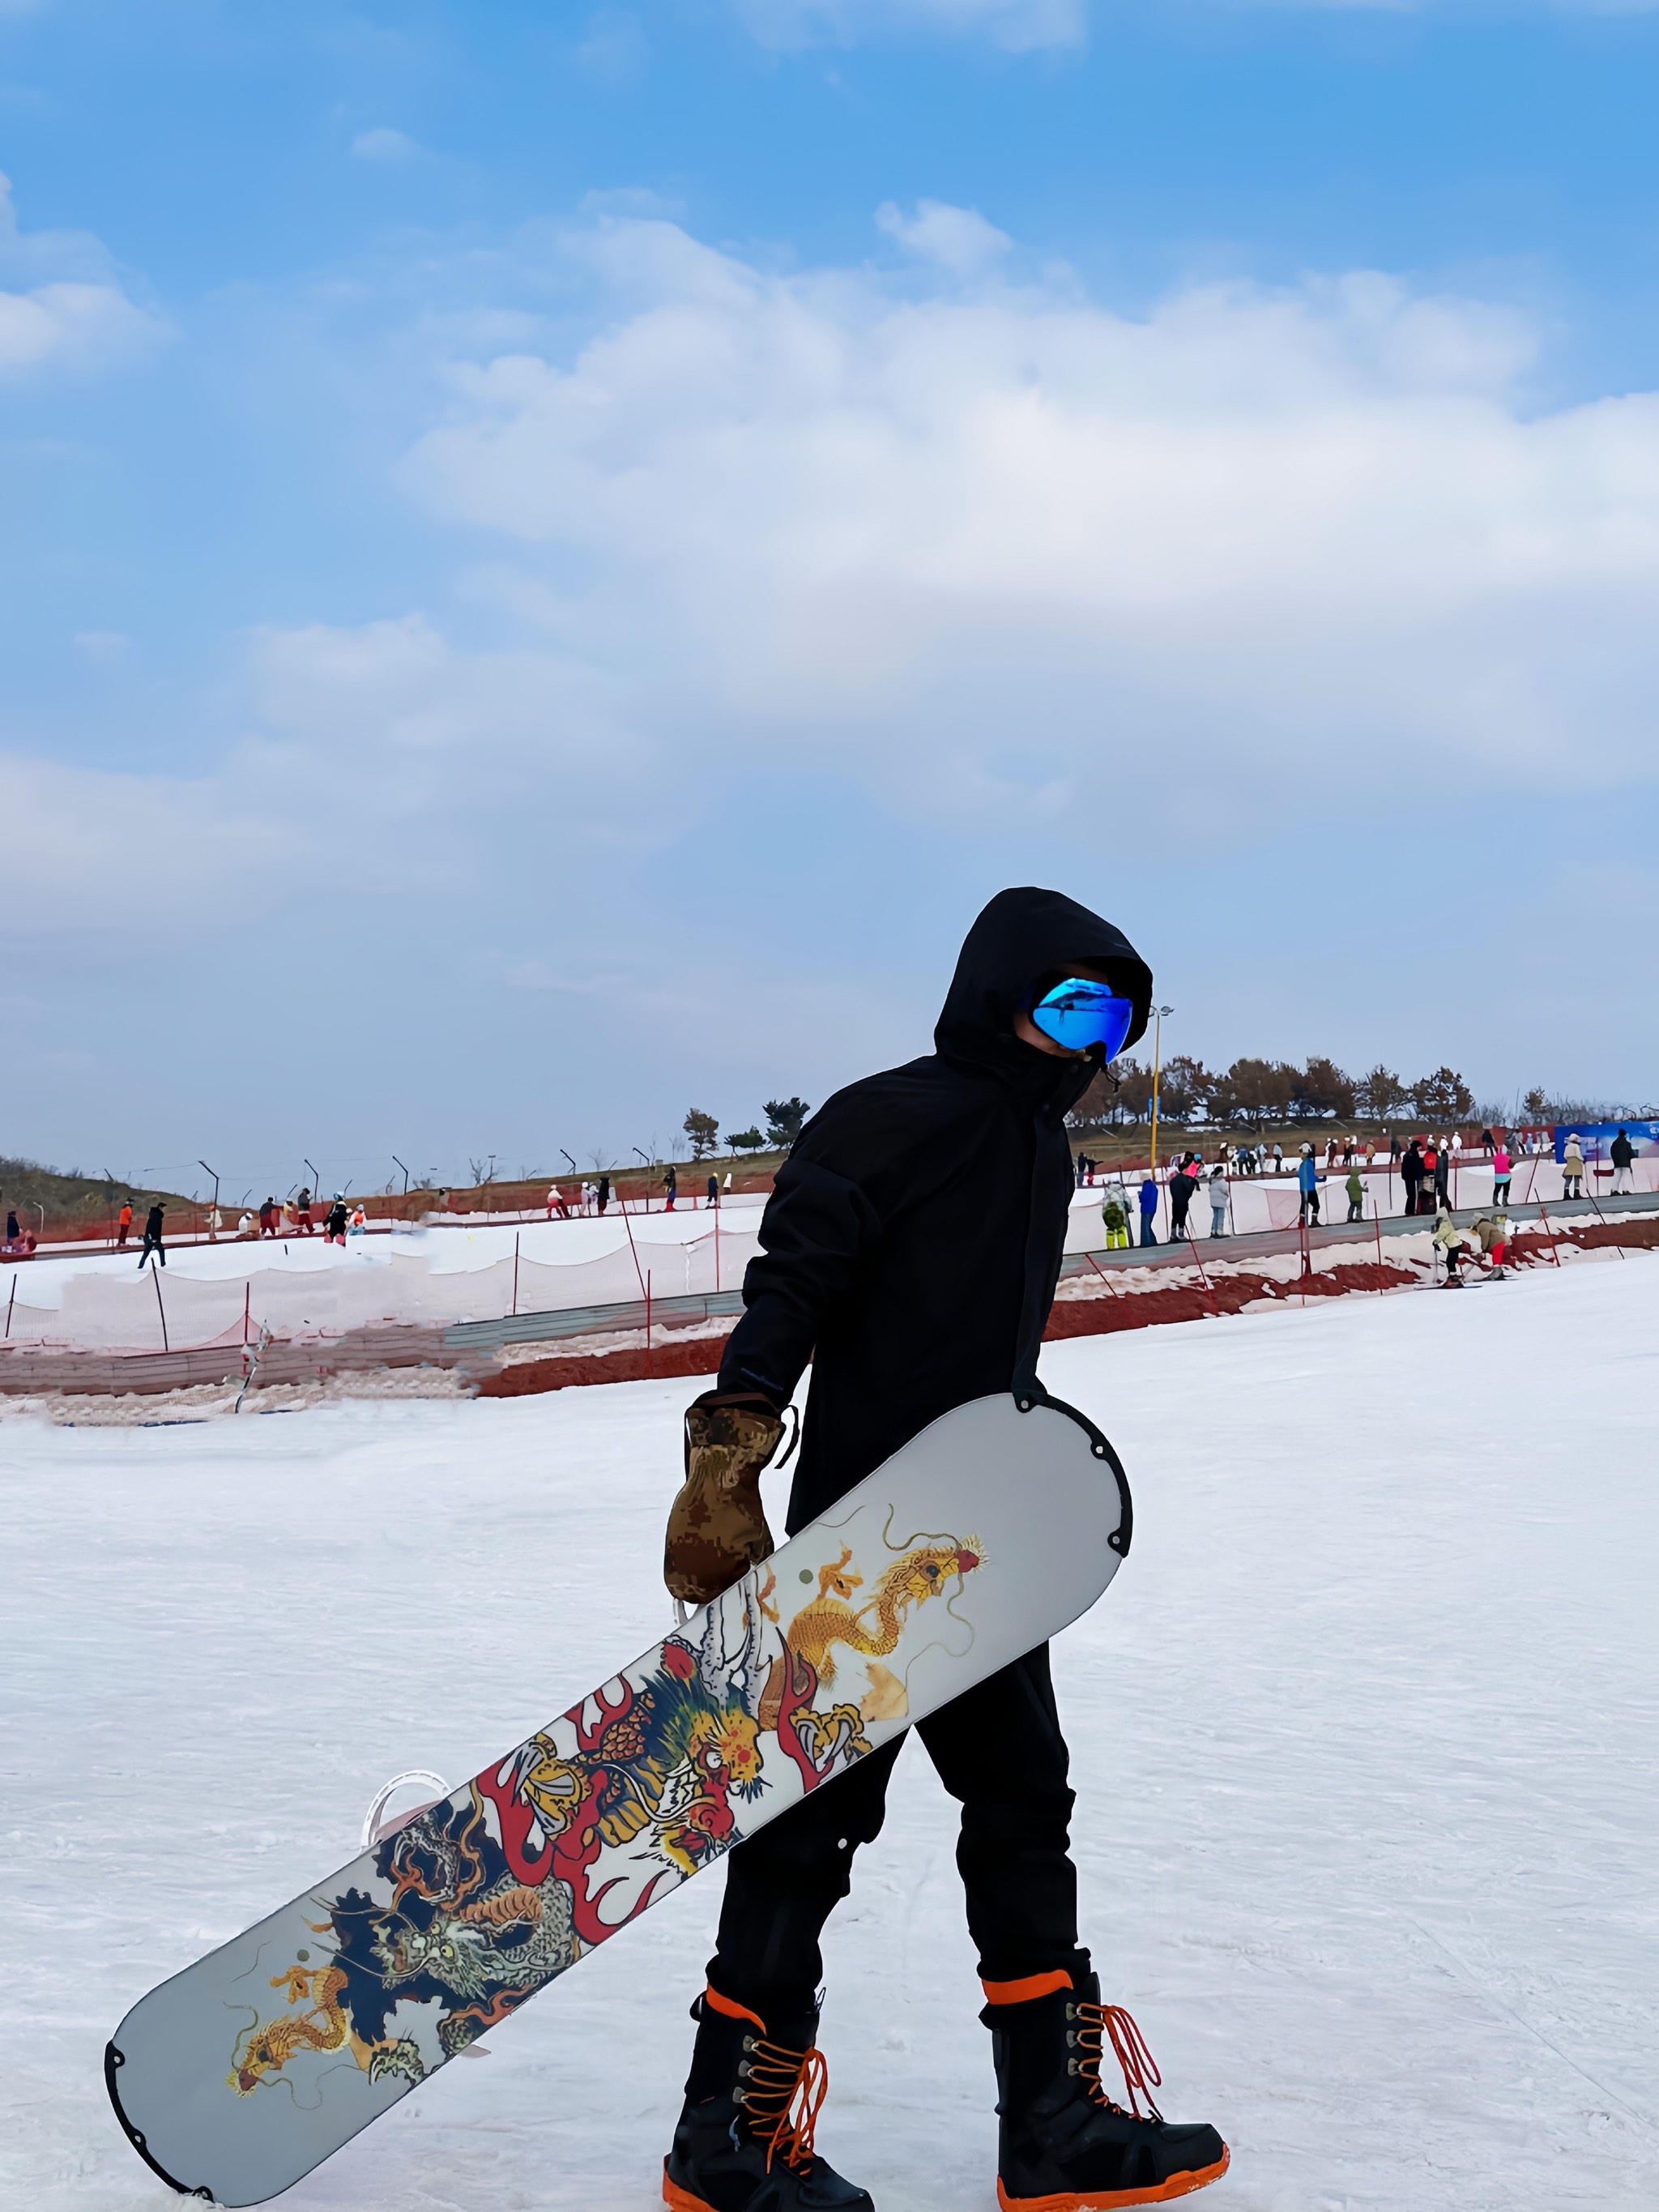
[736,2034,830,2171]
[1066,2001,1165,2124]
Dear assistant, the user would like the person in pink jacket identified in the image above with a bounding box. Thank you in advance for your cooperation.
[1491,1141,1512,1206]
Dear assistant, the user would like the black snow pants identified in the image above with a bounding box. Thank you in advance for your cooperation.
[708,1644,1077,2016]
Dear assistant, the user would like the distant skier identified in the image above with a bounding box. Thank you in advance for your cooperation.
[116,1199,133,1249]
[1433,1140,1452,1211]
[663,1164,677,1212]
[1491,1139,1512,1207]
[1207,1162,1229,1236]
[1345,1164,1364,1222]
[1561,1134,1586,1199]
[138,1202,166,1269]
[706,1172,719,1207]
[1138,1173,1159,1246]
[1401,1139,1424,1215]
[1169,1156,1198,1242]
[324,1194,348,1245]
[1101,1186,1130,1249]
[295,1186,314,1236]
[1297,1142,1320,1224]
[597,1173,611,1215]
[1610,1127,1636,1195]
[659,889,1226,2212]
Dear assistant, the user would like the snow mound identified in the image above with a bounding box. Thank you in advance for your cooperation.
[2,1257,1655,2210]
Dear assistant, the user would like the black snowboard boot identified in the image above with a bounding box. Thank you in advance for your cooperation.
[983,1961,1229,2210]
[663,1986,875,2212]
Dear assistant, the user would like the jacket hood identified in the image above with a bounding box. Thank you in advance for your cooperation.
[933,886,1153,1108]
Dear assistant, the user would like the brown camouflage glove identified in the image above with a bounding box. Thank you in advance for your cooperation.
[664,1390,787,1605]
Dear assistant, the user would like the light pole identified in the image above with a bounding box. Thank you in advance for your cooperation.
[305,1158,321,1203]
[198,1160,220,1239]
[1148,1006,1175,1175]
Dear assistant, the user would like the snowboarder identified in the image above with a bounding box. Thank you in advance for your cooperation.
[324,1193,348,1245]
[116,1198,133,1249]
[295,1186,314,1235]
[659,888,1227,2212]
[663,1163,678,1212]
[138,1202,166,1269]
[597,1173,611,1215]
[707,1172,719,1207]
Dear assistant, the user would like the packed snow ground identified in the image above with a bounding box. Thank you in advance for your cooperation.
[3,1260,1657,2211]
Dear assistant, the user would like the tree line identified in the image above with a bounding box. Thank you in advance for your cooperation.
[1071,1057,1490,1131]
[681,1097,812,1159]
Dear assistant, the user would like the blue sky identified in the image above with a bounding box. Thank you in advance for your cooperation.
[4,0,1657,1193]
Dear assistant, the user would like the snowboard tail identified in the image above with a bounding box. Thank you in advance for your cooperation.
[106,1389,1129,2205]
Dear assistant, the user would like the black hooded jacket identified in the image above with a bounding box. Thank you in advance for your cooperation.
[717,888,1151,1529]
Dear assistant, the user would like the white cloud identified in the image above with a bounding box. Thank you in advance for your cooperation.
[876,198,1011,275]
[391,213,1659,813]
[575,7,648,78]
[0,754,291,933]
[735,0,1085,50]
[349,127,420,162]
[0,172,166,376]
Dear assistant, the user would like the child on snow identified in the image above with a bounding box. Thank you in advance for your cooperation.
[1472,1211,1512,1277]
[1432,1203,1468,1286]
[1101,1189,1130,1249]
[1346,1165,1364,1222]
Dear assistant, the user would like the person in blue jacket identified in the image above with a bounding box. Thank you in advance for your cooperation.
[1297,1142,1320,1224]
[1139,1174,1159,1245]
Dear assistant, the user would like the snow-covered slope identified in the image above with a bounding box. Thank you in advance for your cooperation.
[3,1258,1655,2210]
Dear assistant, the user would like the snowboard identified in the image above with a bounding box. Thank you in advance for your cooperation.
[106,1389,1131,2206]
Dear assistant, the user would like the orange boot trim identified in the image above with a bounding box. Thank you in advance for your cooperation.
[983,1970,1074,2005]
[701,1984,766,2032]
[663,2171,714,2212]
[994,2146,1230,2210]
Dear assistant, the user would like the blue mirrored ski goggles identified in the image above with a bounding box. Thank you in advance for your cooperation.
[1030,977,1135,1059]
